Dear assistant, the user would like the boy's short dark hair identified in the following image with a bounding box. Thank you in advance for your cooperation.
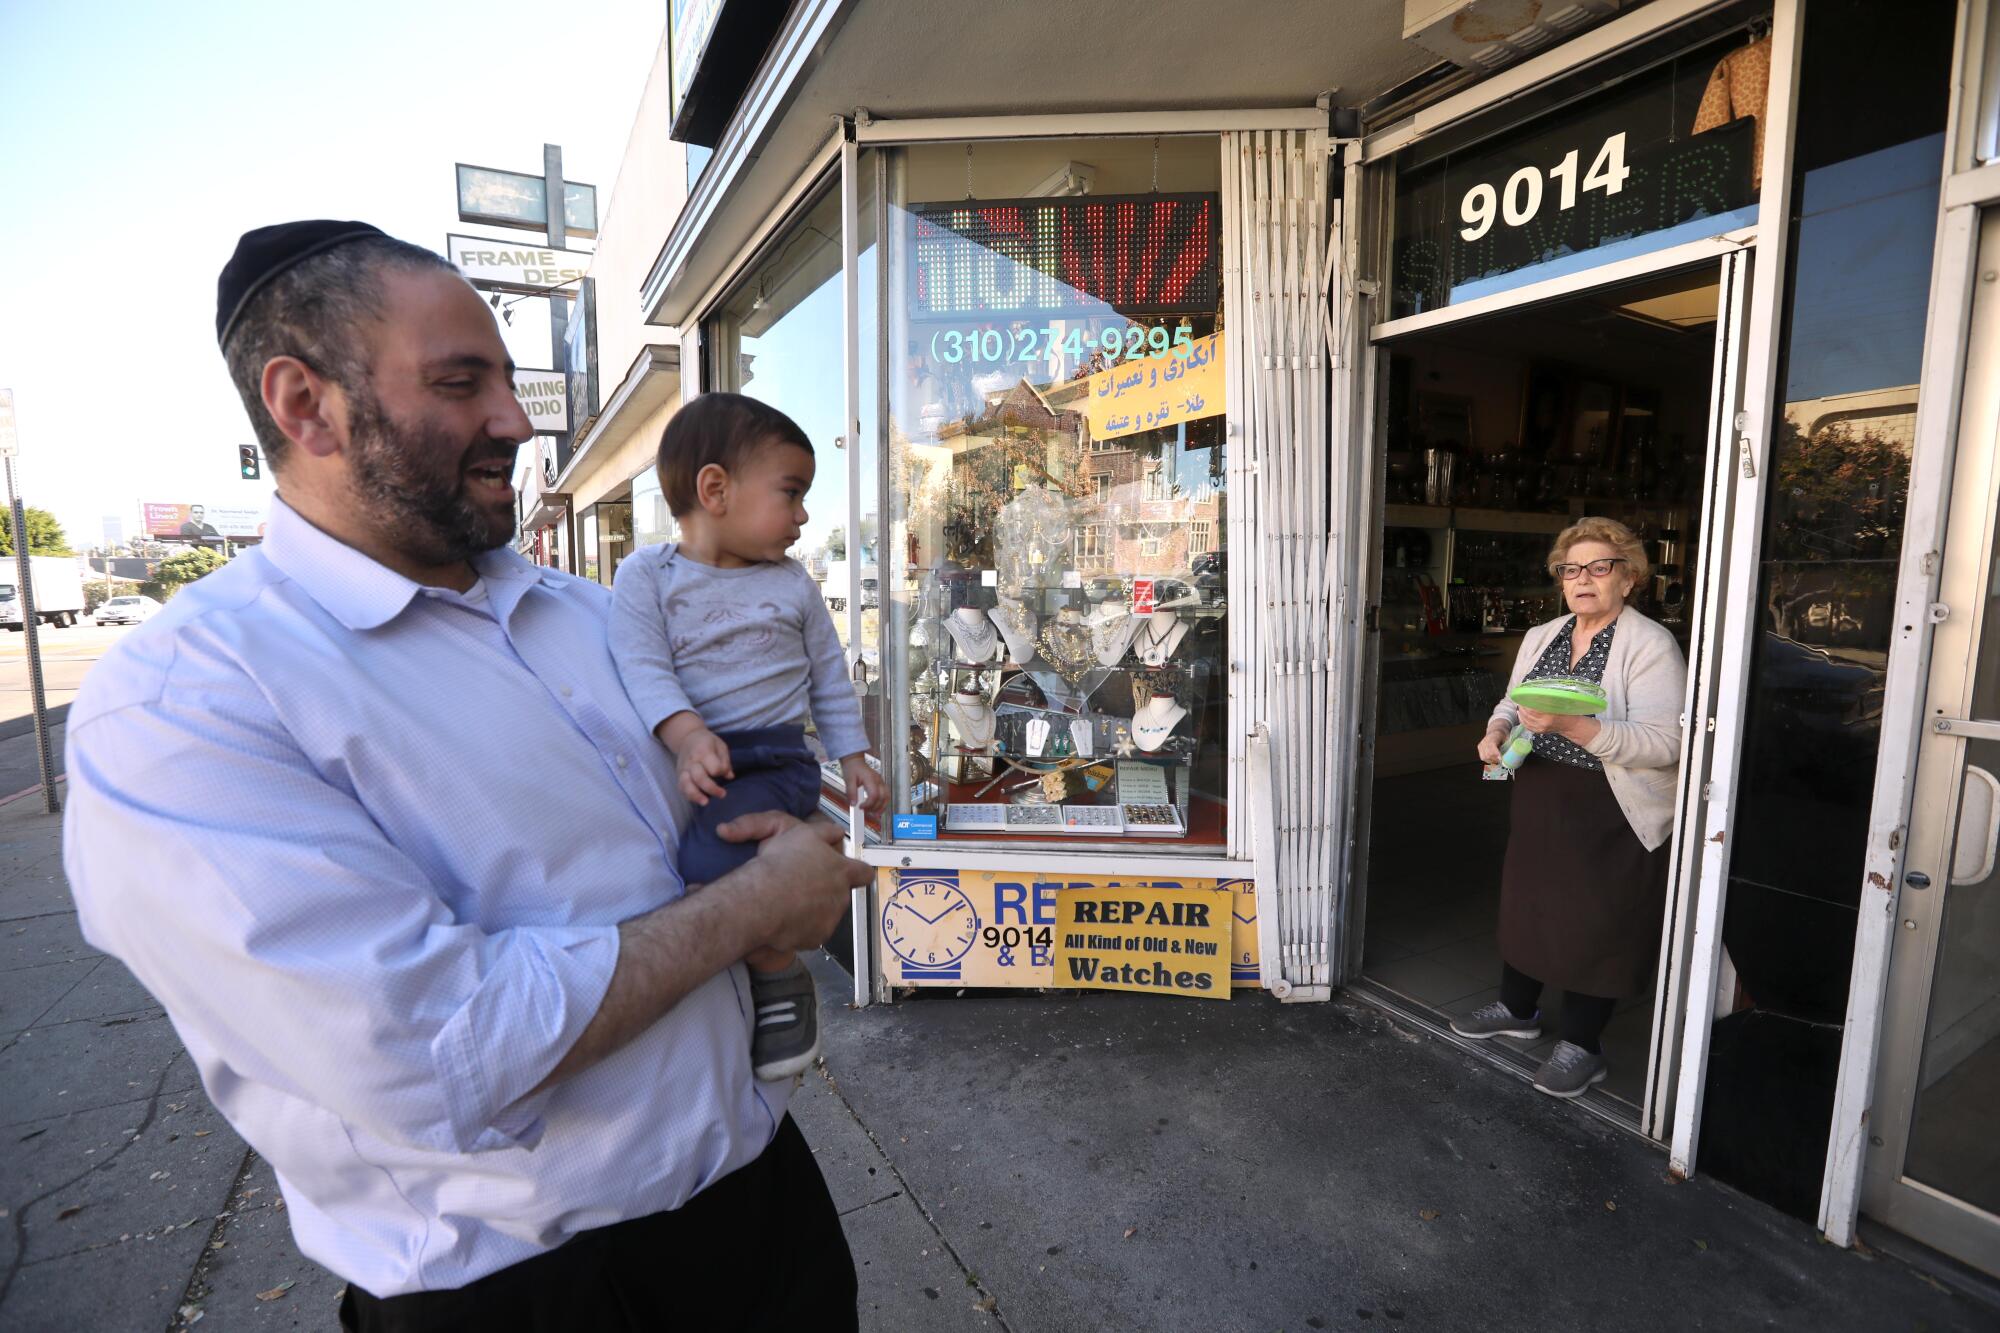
[658,392,814,516]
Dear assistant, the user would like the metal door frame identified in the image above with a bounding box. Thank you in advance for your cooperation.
[1851,208,2000,1276]
[1642,248,1753,1141]
[1822,0,2000,1250]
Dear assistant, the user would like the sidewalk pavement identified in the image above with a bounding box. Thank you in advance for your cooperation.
[2,787,1991,1331]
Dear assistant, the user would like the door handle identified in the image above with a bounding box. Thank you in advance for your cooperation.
[1953,764,2000,885]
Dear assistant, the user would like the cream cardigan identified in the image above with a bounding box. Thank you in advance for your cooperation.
[1486,607,1688,851]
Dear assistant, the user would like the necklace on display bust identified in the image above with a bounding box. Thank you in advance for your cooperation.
[1088,605,1141,666]
[1130,695,1189,752]
[988,602,1040,665]
[1133,612,1188,667]
[1025,717,1052,757]
[945,607,1001,664]
[942,690,996,751]
[1069,718,1095,757]
[1036,609,1095,686]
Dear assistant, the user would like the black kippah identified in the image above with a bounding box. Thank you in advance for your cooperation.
[216,220,389,348]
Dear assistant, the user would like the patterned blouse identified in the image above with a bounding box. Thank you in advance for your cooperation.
[1524,616,1615,770]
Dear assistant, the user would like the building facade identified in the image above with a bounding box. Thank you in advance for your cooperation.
[563,0,2000,1279]
[518,38,691,586]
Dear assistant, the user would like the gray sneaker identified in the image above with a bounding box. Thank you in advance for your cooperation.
[1450,1000,1542,1041]
[1533,1040,1608,1098]
[750,961,821,1081]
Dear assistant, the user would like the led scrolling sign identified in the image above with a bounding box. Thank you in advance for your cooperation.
[909,193,1220,321]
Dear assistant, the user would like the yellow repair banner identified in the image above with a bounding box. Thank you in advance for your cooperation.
[873,870,1259,989]
[1053,884,1232,998]
[1082,332,1225,442]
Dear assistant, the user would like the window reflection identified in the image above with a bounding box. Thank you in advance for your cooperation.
[883,137,1229,845]
[1701,0,1957,1222]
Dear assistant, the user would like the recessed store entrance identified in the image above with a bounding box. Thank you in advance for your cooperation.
[1357,265,1725,1124]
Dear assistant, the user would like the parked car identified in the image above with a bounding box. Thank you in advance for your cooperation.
[95,595,163,626]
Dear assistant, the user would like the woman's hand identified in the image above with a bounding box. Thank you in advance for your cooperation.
[1477,726,1508,766]
[1519,707,1601,746]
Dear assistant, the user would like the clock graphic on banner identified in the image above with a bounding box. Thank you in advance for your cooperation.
[882,876,979,969]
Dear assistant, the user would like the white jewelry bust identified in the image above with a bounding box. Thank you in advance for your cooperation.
[1087,602,1141,666]
[988,600,1039,665]
[1130,695,1189,752]
[945,606,1002,663]
[1133,611,1189,667]
[943,689,996,751]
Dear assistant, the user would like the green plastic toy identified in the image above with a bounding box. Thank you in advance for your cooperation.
[1508,676,1608,715]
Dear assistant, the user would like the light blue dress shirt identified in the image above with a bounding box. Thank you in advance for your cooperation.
[62,497,789,1295]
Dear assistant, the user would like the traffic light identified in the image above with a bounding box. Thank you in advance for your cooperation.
[239,445,260,480]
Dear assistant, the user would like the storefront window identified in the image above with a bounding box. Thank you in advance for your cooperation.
[708,185,849,570]
[547,512,567,574]
[880,136,1228,846]
[706,162,882,781]
[590,500,632,586]
[578,508,599,584]
[631,468,677,549]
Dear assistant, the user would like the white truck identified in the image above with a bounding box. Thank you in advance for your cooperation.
[0,556,86,630]
[819,559,879,613]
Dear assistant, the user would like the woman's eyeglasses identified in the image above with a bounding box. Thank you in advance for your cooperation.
[1550,557,1629,581]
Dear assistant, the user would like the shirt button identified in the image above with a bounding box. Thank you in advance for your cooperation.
[560,685,574,698]
[616,754,629,769]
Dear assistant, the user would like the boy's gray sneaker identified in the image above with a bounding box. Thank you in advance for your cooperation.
[1450,1000,1542,1041]
[750,960,821,1081]
[1533,1040,1609,1098]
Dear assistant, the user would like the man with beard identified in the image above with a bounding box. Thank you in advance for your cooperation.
[61,222,871,1331]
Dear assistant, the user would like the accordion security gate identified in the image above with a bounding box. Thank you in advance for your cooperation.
[1221,128,1340,997]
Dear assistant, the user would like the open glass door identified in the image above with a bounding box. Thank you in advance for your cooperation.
[1354,253,1748,1134]
[1861,207,2000,1278]
[1642,248,1751,1140]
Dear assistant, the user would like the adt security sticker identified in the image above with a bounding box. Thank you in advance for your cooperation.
[891,814,938,840]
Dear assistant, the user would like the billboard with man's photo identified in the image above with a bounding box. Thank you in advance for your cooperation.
[142,502,266,543]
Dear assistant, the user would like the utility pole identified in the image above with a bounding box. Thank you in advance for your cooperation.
[0,390,59,814]
[544,143,568,406]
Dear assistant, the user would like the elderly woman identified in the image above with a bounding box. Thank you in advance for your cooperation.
[1450,517,1687,1099]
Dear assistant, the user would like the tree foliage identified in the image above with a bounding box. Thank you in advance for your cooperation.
[1766,418,1910,562]
[0,507,73,557]
[144,547,226,601]
[1761,417,1912,643]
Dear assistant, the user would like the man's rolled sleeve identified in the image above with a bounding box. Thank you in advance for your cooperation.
[63,681,624,1158]
[432,922,618,1152]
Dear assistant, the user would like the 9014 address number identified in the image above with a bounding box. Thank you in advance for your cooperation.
[1458,132,1632,243]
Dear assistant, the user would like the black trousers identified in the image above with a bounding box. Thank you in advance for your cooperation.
[339,1116,856,1332]
[1501,961,1618,1054]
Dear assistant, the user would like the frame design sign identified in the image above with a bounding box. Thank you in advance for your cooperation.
[446,234,591,296]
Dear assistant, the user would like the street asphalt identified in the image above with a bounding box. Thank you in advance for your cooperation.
[0,710,1993,1330]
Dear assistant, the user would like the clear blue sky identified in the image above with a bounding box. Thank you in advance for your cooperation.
[0,0,662,547]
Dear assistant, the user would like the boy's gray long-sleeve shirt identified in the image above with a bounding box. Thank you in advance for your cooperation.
[609,543,870,760]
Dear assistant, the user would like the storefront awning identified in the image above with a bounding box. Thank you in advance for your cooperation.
[554,344,680,492]
[522,493,570,532]
[642,0,1434,329]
